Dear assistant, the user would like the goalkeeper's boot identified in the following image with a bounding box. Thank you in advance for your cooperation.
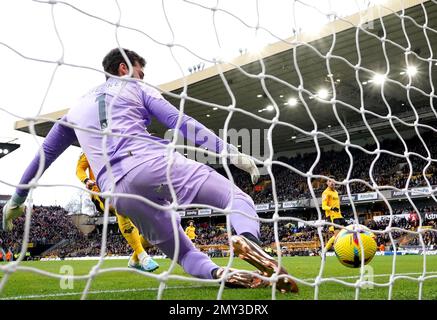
[2,201,25,232]
[231,235,299,293]
[214,267,269,289]
[128,253,159,272]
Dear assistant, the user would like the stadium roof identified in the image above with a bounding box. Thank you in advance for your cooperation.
[15,0,437,153]
[0,142,20,159]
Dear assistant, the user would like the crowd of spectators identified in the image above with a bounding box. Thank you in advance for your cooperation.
[187,205,437,256]
[363,206,437,249]
[219,133,437,204]
[1,203,437,260]
[48,231,163,258]
[0,204,169,259]
[0,205,77,257]
[1,132,436,259]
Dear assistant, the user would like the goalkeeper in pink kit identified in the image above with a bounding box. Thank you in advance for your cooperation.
[2,48,297,292]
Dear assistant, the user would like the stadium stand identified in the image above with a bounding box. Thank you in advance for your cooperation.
[1,203,436,260]
[1,131,436,260]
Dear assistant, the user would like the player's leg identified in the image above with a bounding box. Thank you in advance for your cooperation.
[113,162,266,287]
[192,170,260,242]
[116,212,144,257]
[324,233,336,252]
[324,217,346,251]
[91,195,106,214]
[115,189,219,278]
[116,211,159,272]
[192,170,298,293]
[324,216,336,252]
[92,190,158,272]
[116,194,265,287]
[140,235,152,249]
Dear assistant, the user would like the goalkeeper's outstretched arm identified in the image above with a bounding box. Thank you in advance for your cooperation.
[141,86,259,183]
[15,117,77,198]
[2,117,77,231]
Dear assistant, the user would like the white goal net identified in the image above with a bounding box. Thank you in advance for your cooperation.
[1,0,437,300]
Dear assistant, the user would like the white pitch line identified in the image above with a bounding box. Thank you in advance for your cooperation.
[2,271,437,300]
[0,284,216,300]
[303,271,437,281]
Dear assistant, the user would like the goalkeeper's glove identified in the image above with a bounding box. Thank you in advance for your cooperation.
[2,193,26,232]
[83,178,96,190]
[331,207,340,213]
[228,146,260,184]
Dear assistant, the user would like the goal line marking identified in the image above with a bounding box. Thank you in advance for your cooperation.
[2,271,436,300]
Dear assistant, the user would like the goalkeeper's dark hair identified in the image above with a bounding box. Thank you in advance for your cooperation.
[102,48,146,79]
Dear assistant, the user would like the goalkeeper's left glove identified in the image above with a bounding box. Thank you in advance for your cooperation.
[2,193,26,232]
[83,178,96,190]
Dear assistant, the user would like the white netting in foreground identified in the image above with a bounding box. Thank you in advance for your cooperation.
[1,0,437,300]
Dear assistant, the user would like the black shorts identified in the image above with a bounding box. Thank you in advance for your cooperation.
[91,195,116,216]
[91,195,105,214]
[331,217,346,226]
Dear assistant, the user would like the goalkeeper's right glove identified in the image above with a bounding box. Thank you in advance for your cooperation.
[228,146,260,185]
[2,193,26,232]
[331,207,340,213]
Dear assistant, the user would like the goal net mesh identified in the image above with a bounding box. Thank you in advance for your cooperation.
[1,0,437,300]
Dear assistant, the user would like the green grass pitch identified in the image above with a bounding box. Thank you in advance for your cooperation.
[1,255,436,300]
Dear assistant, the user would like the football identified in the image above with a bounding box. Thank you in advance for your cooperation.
[334,224,377,268]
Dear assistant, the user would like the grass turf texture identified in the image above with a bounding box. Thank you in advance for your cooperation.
[1,255,436,300]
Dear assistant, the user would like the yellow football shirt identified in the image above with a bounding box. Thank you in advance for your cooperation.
[185,226,196,240]
[322,187,342,220]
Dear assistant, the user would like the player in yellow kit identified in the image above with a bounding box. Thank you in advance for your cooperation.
[76,152,159,272]
[321,177,346,252]
[184,220,196,243]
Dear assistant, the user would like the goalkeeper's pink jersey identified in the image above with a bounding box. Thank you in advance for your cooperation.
[16,77,224,197]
